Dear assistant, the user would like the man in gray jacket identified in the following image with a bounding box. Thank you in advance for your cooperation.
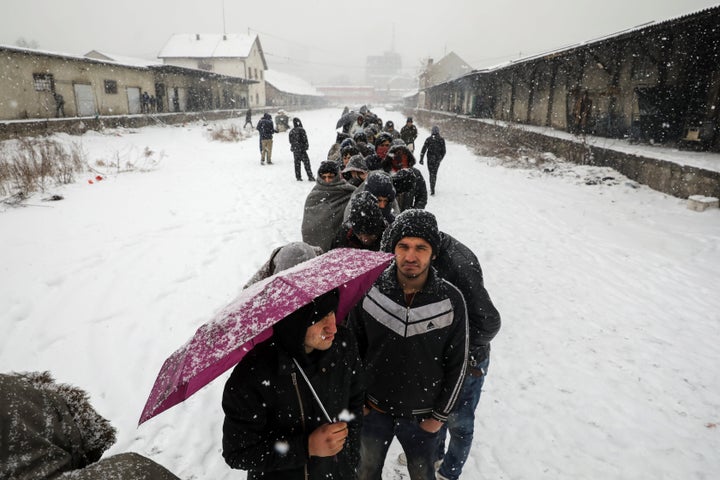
[347,209,468,480]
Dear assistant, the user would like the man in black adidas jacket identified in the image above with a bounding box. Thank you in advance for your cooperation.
[347,209,468,480]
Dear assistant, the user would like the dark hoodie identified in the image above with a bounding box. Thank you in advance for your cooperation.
[385,145,428,211]
[222,289,364,479]
[289,118,309,152]
[257,113,276,140]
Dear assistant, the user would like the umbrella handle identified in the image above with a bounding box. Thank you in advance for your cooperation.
[292,358,333,423]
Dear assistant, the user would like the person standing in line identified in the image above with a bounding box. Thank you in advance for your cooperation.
[419,126,446,196]
[243,108,253,128]
[257,113,277,165]
[222,289,364,479]
[331,191,387,251]
[301,161,356,252]
[347,209,468,480]
[388,230,501,480]
[289,117,315,181]
[400,117,418,152]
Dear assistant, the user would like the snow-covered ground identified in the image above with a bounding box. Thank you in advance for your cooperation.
[1,108,719,479]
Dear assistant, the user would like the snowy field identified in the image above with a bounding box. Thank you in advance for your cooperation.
[1,107,719,479]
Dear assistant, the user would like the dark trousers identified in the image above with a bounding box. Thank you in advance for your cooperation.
[293,151,314,180]
[359,409,440,480]
[436,357,489,480]
[427,157,442,194]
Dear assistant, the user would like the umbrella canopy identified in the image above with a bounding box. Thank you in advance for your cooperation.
[336,111,360,129]
[138,248,393,425]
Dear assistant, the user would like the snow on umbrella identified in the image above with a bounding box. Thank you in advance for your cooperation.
[336,111,360,129]
[138,248,394,425]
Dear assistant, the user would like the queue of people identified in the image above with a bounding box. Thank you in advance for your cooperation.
[222,106,501,480]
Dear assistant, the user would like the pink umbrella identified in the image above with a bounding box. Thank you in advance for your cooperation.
[139,248,394,425]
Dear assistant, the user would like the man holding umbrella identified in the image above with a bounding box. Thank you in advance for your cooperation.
[222,288,364,479]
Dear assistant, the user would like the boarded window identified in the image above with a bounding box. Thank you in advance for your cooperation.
[33,73,54,91]
[104,80,118,94]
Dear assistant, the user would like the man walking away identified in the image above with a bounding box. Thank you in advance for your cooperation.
[419,126,446,196]
[347,209,468,480]
[243,108,253,128]
[289,117,315,181]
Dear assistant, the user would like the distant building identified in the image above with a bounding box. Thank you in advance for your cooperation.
[315,85,376,107]
[0,44,254,120]
[418,52,473,89]
[366,51,402,89]
[264,70,325,108]
[158,33,267,108]
[417,5,720,151]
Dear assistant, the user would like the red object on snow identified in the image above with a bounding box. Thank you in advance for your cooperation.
[88,179,94,184]
[95,175,103,181]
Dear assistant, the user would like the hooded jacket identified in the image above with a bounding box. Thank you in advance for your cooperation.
[257,113,276,140]
[400,123,418,145]
[385,145,428,212]
[347,264,468,422]
[289,118,309,153]
[222,319,364,479]
[420,130,446,162]
[301,177,356,252]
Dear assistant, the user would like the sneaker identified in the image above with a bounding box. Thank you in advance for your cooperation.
[296,178,302,181]
[308,177,315,182]
[267,160,273,165]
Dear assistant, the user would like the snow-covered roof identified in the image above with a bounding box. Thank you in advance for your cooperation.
[0,44,158,71]
[158,33,257,59]
[264,70,322,97]
[84,50,161,67]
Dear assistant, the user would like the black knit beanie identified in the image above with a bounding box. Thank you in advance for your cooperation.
[365,171,396,203]
[348,192,386,235]
[381,209,440,255]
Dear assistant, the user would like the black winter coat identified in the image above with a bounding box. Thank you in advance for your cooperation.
[347,265,468,422]
[400,124,418,145]
[257,115,276,140]
[331,224,382,251]
[395,168,428,212]
[420,134,446,161]
[435,232,501,365]
[222,327,364,480]
[289,125,309,152]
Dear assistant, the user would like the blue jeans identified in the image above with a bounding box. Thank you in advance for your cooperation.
[436,357,489,480]
[359,409,441,480]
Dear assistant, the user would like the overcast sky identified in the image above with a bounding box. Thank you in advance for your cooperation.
[1,0,718,84]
